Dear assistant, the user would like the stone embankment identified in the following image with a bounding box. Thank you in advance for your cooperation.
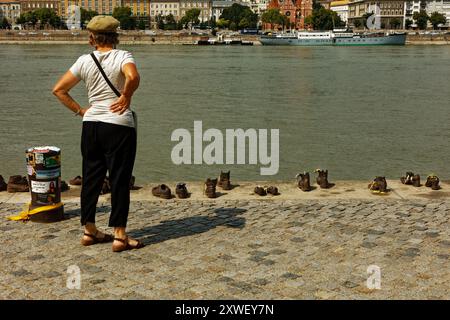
[0,30,260,45]
[1,30,449,45]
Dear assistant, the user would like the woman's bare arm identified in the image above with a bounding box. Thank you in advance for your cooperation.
[110,63,140,115]
[52,71,88,116]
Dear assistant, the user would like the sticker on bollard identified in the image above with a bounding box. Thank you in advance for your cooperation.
[25,146,64,222]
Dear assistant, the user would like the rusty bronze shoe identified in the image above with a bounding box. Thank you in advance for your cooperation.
[266,186,279,196]
[368,176,388,194]
[60,180,70,192]
[204,178,218,198]
[7,175,29,193]
[69,175,82,185]
[431,179,440,190]
[0,175,7,192]
[296,172,311,192]
[315,169,332,189]
[425,175,440,190]
[217,170,232,190]
[400,172,414,185]
[152,184,172,199]
[412,174,421,187]
[175,182,189,199]
[254,186,267,196]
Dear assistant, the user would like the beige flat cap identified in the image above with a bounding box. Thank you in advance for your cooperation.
[86,15,120,32]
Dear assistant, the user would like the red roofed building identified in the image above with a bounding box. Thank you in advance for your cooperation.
[264,0,313,30]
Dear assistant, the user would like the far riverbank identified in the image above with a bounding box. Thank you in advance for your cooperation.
[1,30,449,45]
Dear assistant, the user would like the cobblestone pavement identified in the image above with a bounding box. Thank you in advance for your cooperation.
[0,199,449,300]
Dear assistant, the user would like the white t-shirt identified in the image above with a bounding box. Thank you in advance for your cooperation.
[69,49,136,128]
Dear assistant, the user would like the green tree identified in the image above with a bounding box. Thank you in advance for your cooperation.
[180,8,201,29]
[209,17,217,29]
[353,19,362,28]
[138,19,146,30]
[17,8,61,29]
[306,6,344,30]
[429,11,446,29]
[413,10,429,30]
[261,8,283,30]
[220,3,257,30]
[113,6,136,30]
[33,8,61,29]
[0,17,11,29]
[405,19,413,29]
[80,8,98,28]
[390,17,401,29]
[239,17,251,29]
[216,18,229,29]
[164,14,177,30]
[156,14,165,30]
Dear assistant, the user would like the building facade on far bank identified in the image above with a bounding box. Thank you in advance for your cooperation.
[59,0,120,18]
[150,0,180,28]
[347,0,405,28]
[330,0,349,23]
[179,0,212,22]
[404,0,450,28]
[58,1,150,28]
[0,0,21,24]
[263,0,313,30]
[240,0,269,16]
[19,0,59,14]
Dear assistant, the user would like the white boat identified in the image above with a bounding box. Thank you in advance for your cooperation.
[260,30,406,46]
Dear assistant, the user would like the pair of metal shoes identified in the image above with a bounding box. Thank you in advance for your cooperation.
[401,172,441,190]
[204,178,218,198]
[254,185,279,196]
[296,169,333,192]
[368,176,389,194]
[400,172,421,187]
[425,174,440,190]
[217,170,232,190]
[4,175,29,193]
[204,171,233,198]
[152,183,189,199]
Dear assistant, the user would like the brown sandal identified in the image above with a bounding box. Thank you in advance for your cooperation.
[112,237,145,252]
[80,230,114,246]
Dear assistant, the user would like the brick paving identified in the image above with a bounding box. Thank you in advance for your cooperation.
[0,198,449,299]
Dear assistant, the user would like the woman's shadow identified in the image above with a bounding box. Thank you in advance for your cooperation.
[126,207,247,245]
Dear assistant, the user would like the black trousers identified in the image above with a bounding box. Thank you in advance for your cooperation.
[80,121,136,227]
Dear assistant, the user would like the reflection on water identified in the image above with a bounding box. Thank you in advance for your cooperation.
[0,45,449,183]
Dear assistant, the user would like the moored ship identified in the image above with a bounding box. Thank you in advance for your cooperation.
[260,30,407,46]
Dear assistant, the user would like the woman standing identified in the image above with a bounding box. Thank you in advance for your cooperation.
[53,16,144,252]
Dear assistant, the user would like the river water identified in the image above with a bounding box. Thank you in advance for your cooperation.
[0,44,449,183]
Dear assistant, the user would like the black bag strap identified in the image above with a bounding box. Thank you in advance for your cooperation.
[90,53,121,98]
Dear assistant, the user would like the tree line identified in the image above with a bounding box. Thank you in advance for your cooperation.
[3,3,446,31]
[406,10,446,30]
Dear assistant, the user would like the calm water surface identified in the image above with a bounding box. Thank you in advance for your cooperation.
[0,44,449,183]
